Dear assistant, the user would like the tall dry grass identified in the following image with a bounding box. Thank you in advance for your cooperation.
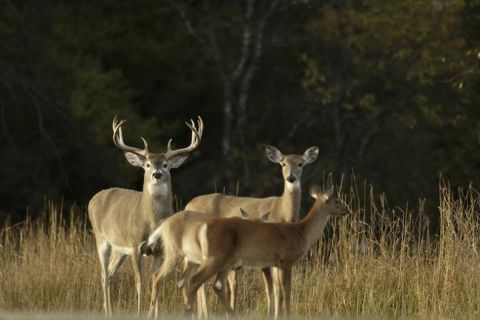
[1,182,479,318]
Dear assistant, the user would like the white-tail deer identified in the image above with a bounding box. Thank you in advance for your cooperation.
[151,186,350,318]
[88,116,203,316]
[145,208,270,319]
[185,145,319,313]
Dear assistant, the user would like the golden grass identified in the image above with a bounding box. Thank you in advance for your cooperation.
[1,182,480,318]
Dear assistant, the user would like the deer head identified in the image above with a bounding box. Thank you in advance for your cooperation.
[309,185,351,216]
[112,116,204,195]
[265,145,319,187]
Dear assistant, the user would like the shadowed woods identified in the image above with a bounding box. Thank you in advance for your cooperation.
[1,1,480,223]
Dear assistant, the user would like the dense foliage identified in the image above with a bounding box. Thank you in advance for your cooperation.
[0,0,479,220]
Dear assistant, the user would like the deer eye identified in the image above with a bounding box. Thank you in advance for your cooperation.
[163,163,168,169]
[298,163,303,167]
[281,162,285,167]
[146,163,151,168]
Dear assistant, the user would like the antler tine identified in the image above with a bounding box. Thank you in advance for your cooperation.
[112,116,125,133]
[185,120,200,145]
[111,117,149,156]
[112,117,126,146]
[140,137,149,154]
[197,116,204,137]
[165,116,204,159]
[190,116,204,144]
[192,116,203,141]
[188,119,196,145]
[112,115,118,131]
[189,116,204,144]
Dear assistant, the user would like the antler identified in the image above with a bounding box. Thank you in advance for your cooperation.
[165,116,204,159]
[112,116,149,157]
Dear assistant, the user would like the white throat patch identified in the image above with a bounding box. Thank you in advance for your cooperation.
[148,182,168,196]
[286,181,300,192]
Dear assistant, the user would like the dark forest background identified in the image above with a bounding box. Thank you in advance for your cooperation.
[0,0,479,221]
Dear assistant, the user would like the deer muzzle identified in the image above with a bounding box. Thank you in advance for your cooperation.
[152,171,163,180]
[287,175,296,183]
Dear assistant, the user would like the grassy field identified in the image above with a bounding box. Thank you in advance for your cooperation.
[1,182,480,319]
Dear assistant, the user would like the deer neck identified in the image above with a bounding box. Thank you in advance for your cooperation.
[141,180,173,229]
[276,181,301,222]
[297,201,330,251]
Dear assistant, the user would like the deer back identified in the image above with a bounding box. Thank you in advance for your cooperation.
[185,145,318,223]
[185,194,277,219]
[199,218,305,267]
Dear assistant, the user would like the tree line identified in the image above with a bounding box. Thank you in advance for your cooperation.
[0,0,479,221]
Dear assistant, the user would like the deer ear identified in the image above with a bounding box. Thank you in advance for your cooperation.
[169,155,188,169]
[260,212,271,222]
[266,145,284,163]
[303,146,319,164]
[309,184,322,199]
[240,208,249,219]
[124,152,145,167]
[326,185,335,199]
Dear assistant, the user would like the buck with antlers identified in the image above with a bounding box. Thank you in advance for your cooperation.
[148,186,350,318]
[184,145,319,314]
[88,116,203,316]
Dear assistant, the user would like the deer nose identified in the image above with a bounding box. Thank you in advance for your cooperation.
[287,175,296,183]
[152,171,163,179]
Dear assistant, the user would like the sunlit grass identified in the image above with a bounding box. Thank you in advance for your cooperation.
[1,181,479,318]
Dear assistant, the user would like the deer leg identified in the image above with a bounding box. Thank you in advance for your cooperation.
[196,284,209,319]
[108,251,127,278]
[213,270,235,315]
[181,260,194,303]
[106,250,127,313]
[177,258,189,290]
[152,254,163,273]
[152,254,163,318]
[148,250,176,318]
[96,240,112,316]
[261,267,274,316]
[181,261,209,319]
[226,270,238,311]
[278,266,292,318]
[272,267,283,319]
[131,249,143,316]
[185,257,227,315]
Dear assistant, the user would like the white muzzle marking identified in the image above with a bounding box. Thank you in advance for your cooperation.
[286,180,300,192]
